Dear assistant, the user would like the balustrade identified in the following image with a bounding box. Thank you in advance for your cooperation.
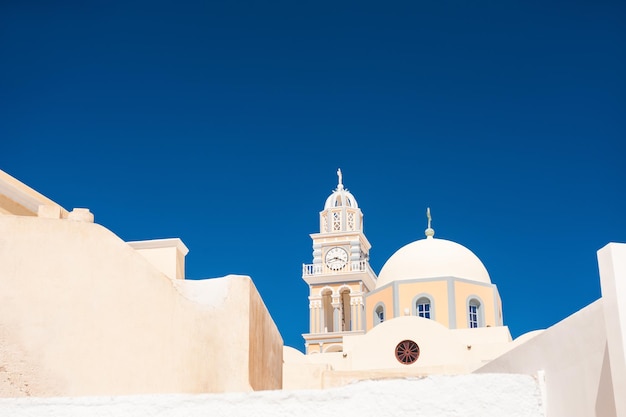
[302,260,370,276]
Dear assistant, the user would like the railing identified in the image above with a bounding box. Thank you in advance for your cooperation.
[302,260,371,276]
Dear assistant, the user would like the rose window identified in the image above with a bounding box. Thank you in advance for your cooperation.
[395,340,420,364]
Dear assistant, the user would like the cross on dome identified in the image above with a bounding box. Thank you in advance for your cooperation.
[425,207,435,239]
[337,168,343,189]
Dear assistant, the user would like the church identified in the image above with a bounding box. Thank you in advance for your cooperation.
[284,170,518,388]
[0,168,624,417]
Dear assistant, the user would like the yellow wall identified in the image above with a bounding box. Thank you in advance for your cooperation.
[396,281,450,327]
[310,282,360,297]
[364,279,499,331]
[454,281,496,328]
[308,282,364,334]
[307,344,321,354]
[365,286,394,331]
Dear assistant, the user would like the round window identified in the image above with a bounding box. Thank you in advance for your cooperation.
[395,340,420,364]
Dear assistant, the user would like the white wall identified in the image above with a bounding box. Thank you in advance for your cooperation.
[475,300,616,417]
[0,374,543,417]
[597,242,626,417]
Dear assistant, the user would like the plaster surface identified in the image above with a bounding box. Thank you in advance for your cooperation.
[597,242,626,417]
[0,374,543,417]
[377,238,491,287]
[0,215,282,396]
[475,300,616,417]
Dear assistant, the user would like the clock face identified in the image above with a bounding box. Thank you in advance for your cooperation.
[325,247,348,270]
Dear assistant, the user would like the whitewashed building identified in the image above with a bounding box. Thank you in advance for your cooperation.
[0,168,624,417]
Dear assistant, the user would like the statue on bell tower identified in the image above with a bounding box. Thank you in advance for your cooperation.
[301,170,377,354]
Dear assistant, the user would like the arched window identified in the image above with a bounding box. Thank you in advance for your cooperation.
[412,294,434,319]
[468,298,483,328]
[374,303,385,326]
[416,298,430,318]
[340,288,351,331]
[325,344,343,353]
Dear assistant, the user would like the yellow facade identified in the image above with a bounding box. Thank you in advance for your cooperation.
[397,280,450,327]
[364,279,499,331]
[365,286,394,330]
[453,281,497,328]
[308,282,361,334]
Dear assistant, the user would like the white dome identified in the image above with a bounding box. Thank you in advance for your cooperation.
[324,185,358,209]
[376,237,491,288]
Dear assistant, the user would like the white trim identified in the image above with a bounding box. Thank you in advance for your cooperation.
[128,238,189,255]
[0,170,69,216]
[412,293,435,320]
[373,302,386,326]
[466,295,485,328]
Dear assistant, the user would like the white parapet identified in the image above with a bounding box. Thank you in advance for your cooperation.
[67,208,94,223]
[128,238,189,280]
[38,205,62,219]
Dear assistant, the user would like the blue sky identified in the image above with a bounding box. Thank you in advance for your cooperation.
[2,1,624,351]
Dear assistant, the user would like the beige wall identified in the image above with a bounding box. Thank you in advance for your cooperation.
[0,170,69,218]
[248,278,283,390]
[128,239,189,280]
[0,215,282,397]
[282,346,331,390]
[346,316,469,372]
[476,300,616,417]
[285,316,513,390]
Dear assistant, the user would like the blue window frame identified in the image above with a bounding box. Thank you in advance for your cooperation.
[412,295,433,319]
[417,300,431,319]
[468,298,482,328]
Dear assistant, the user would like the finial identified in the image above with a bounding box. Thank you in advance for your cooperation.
[337,168,343,189]
[425,207,435,239]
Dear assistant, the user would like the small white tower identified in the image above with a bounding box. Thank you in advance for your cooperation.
[302,169,377,354]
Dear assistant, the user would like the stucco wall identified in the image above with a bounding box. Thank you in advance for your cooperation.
[0,374,544,417]
[475,300,616,417]
[248,279,283,390]
[597,242,626,417]
[346,316,469,373]
[286,316,514,390]
[0,170,69,217]
[0,215,282,396]
[282,346,331,390]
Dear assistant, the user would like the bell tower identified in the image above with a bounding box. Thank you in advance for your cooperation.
[302,169,377,354]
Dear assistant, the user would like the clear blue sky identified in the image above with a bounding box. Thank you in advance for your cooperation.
[2,1,624,351]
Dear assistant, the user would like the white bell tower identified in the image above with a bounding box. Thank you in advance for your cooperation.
[302,169,377,354]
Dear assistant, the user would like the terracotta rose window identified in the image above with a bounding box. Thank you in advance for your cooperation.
[395,340,420,364]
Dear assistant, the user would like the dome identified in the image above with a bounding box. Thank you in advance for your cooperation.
[324,185,358,209]
[323,168,358,209]
[376,237,491,288]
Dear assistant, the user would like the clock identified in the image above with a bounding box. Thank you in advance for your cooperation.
[325,247,348,270]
